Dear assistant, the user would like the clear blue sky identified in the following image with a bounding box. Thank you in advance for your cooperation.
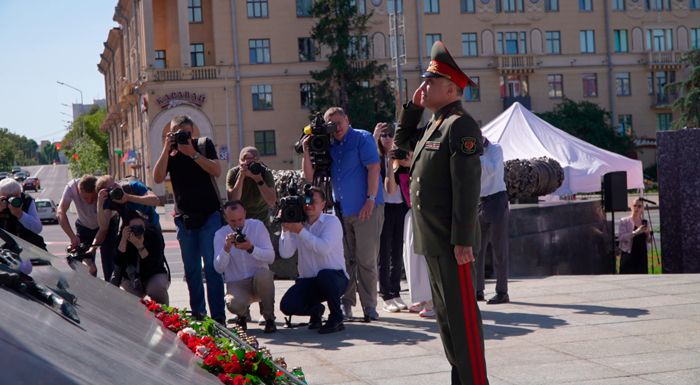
[0,1,118,144]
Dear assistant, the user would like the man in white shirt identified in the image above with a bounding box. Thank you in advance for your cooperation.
[476,137,510,304]
[213,200,277,333]
[279,186,348,334]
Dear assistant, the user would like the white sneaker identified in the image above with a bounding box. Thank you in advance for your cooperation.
[419,300,435,318]
[394,297,408,311]
[409,301,427,313]
[382,299,400,313]
[258,315,266,325]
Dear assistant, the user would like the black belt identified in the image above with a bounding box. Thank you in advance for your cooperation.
[480,190,506,203]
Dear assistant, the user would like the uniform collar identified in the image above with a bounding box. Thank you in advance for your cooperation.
[433,100,463,121]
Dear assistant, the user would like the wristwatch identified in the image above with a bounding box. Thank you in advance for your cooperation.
[367,195,376,200]
[257,180,265,186]
[137,246,145,253]
[191,152,200,161]
[246,246,255,254]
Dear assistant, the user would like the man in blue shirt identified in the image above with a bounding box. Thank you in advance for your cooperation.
[302,107,385,320]
[96,175,161,231]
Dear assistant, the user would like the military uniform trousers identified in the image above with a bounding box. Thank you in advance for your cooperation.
[476,190,510,295]
[425,253,489,385]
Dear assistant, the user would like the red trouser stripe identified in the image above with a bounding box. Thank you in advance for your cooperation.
[458,263,486,385]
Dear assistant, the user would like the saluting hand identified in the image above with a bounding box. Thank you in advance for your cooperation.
[454,245,474,265]
[412,87,424,109]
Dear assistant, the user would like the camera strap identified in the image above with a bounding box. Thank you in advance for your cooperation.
[197,137,224,212]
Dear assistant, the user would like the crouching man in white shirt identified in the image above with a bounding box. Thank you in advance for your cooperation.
[279,186,349,334]
[214,200,277,333]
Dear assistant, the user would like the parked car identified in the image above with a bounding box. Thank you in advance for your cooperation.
[22,177,40,192]
[35,199,58,224]
[25,170,30,177]
[14,172,27,181]
[0,172,7,180]
[11,166,21,175]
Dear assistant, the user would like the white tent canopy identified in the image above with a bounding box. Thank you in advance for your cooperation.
[481,102,644,196]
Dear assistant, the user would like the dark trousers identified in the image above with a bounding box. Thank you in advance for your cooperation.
[476,191,509,294]
[426,254,489,385]
[280,269,349,323]
[75,216,119,282]
[378,203,408,300]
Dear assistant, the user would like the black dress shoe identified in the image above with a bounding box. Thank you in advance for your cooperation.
[308,304,325,330]
[263,319,277,334]
[318,320,345,334]
[476,291,485,301]
[487,293,510,304]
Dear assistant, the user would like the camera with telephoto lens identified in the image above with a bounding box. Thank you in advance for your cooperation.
[107,186,124,201]
[174,129,192,145]
[131,225,145,237]
[393,149,408,161]
[247,161,265,176]
[233,226,246,243]
[66,243,94,263]
[1,196,22,209]
[294,112,337,173]
[279,182,314,223]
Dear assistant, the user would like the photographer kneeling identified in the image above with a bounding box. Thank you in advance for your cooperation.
[213,200,277,333]
[279,187,348,334]
[114,211,170,305]
[0,179,45,249]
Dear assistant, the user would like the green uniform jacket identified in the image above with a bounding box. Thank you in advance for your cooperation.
[395,100,484,257]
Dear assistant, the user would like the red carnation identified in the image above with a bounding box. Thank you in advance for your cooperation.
[218,373,234,385]
[245,351,257,361]
[204,355,222,367]
[243,360,254,373]
[224,361,242,374]
[257,361,272,377]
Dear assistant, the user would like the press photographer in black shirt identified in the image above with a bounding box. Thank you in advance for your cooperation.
[114,211,169,305]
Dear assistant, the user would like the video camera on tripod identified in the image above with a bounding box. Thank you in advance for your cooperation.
[294,112,337,175]
[279,182,314,223]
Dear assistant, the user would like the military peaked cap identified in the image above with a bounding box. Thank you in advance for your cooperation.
[422,41,477,90]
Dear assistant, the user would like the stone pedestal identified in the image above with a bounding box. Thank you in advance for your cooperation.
[657,129,700,273]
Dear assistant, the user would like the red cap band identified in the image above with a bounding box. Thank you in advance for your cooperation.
[425,60,471,90]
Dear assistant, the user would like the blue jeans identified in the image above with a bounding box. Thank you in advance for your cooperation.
[175,212,225,321]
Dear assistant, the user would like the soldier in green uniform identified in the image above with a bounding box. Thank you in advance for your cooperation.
[394,41,488,385]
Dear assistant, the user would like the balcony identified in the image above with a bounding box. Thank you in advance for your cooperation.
[146,66,220,82]
[650,92,677,110]
[503,96,531,111]
[497,55,538,74]
[647,51,684,70]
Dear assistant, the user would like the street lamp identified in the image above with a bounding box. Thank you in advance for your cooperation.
[57,81,85,138]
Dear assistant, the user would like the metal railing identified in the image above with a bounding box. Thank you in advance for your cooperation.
[648,51,683,70]
[148,66,220,82]
[497,55,538,74]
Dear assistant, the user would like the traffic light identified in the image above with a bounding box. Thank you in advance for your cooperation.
[56,143,61,150]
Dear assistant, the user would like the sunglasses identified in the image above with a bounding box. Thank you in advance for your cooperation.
[634,205,643,208]
[381,133,395,138]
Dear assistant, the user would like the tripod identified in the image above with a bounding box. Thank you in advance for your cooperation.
[644,202,660,273]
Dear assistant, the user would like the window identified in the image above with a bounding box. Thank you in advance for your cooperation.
[500,75,529,97]
[388,0,404,12]
[614,30,628,52]
[348,36,369,59]
[254,131,276,156]
[155,50,166,69]
[692,29,700,49]
[582,74,598,97]
[462,33,478,56]
[648,72,654,94]
[190,44,204,67]
[504,0,516,11]
[249,39,271,64]
[518,0,524,11]
[656,113,672,131]
[426,34,441,56]
[651,0,663,10]
[298,38,315,62]
[579,0,592,10]
[496,0,502,12]
[506,32,519,54]
[358,0,366,14]
[252,85,272,110]
[545,0,558,11]
[424,0,439,13]
[612,0,625,10]
[520,32,527,54]
[692,0,700,10]
[300,83,316,108]
[296,0,312,17]
[618,115,632,136]
[546,31,561,54]
[580,30,595,53]
[616,72,631,96]
[651,71,676,104]
[498,32,525,54]
[247,0,268,18]
[461,0,475,12]
[548,75,563,98]
[465,77,480,101]
[188,0,202,22]
[647,29,673,51]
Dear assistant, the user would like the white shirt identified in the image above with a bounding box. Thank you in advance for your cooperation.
[480,141,507,197]
[17,199,42,234]
[279,214,348,279]
[61,178,99,229]
[213,219,275,282]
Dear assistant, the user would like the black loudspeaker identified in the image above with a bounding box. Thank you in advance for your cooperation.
[601,171,628,212]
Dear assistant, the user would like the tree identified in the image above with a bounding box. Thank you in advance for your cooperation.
[65,138,108,178]
[38,142,60,165]
[667,49,700,130]
[309,0,395,130]
[536,98,635,156]
[63,106,109,159]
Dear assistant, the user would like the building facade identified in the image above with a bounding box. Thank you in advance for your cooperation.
[99,0,700,199]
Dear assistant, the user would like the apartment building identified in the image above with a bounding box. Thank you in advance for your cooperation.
[99,0,700,199]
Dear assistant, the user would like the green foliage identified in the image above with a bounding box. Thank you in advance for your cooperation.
[65,138,108,178]
[309,0,395,130]
[536,98,636,156]
[64,106,109,159]
[666,49,700,130]
[0,127,40,168]
[38,142,61,165]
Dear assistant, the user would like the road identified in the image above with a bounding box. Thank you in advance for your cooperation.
[20,165,185,281]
